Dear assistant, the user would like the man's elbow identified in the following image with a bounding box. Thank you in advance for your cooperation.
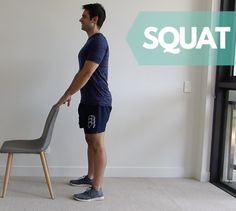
[83,68,96,78]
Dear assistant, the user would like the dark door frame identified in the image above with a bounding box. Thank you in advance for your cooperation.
[210,0,236,197]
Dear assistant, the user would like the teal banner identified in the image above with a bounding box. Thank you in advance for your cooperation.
[127,12,236,65]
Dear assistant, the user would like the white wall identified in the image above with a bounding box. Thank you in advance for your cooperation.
[0,0,215,179]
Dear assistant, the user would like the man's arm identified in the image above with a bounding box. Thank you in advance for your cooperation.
[55,60,99,107]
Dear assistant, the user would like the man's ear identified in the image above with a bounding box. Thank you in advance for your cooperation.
[92,16,98,24]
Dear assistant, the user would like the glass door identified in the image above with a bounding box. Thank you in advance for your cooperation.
[222,91,236,190]
[210,0,236,197]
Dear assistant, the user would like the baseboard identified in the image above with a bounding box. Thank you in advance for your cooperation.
[0,166,193,178]
[193,169,210,182]
[200,171,210,182]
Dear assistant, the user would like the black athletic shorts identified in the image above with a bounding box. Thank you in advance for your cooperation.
[78,103,112,134]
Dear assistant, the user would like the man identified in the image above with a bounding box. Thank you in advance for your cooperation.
[55,3,112,202]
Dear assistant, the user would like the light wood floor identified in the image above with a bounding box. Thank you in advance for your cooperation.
[0,177,236,211]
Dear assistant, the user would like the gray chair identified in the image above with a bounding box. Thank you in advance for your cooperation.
[0,105,59,199]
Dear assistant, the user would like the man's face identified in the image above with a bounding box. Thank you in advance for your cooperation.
[79,10,93,31]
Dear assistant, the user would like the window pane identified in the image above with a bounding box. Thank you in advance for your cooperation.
[222,91,236,189]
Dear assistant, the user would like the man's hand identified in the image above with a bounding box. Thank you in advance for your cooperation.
[55,93,72,107]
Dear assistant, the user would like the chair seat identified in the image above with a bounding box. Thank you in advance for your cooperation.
[0,139,42,154]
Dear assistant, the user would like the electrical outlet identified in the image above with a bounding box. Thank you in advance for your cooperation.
[183,81,192,93]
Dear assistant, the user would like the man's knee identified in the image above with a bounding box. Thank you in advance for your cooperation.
[85,133,105,150]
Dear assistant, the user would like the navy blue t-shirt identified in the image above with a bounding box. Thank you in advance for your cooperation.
[78,33,112,106]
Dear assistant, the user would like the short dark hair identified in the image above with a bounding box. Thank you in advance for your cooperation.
[82,3,106,28]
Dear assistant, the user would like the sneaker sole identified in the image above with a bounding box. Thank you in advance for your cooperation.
[69,182,92,187]
[73,196,104,202]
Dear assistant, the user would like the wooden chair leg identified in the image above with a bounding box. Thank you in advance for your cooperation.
[40,152,54,199]
[2,153,13,198]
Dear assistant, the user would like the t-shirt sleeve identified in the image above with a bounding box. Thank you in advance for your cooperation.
[87,36,107,64]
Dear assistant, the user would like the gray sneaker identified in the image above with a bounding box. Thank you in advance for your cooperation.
[69,175,93,187]
[73,187,104,202]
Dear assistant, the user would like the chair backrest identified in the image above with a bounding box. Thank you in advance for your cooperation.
[39,105,60,152]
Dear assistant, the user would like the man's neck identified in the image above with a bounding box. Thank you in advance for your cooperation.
[87,28,100,38]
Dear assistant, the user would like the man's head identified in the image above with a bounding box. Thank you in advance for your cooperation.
[81,3,106,30]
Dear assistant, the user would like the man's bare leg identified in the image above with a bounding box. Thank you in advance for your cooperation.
[87,143,94,179]
[85,133,106,190]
